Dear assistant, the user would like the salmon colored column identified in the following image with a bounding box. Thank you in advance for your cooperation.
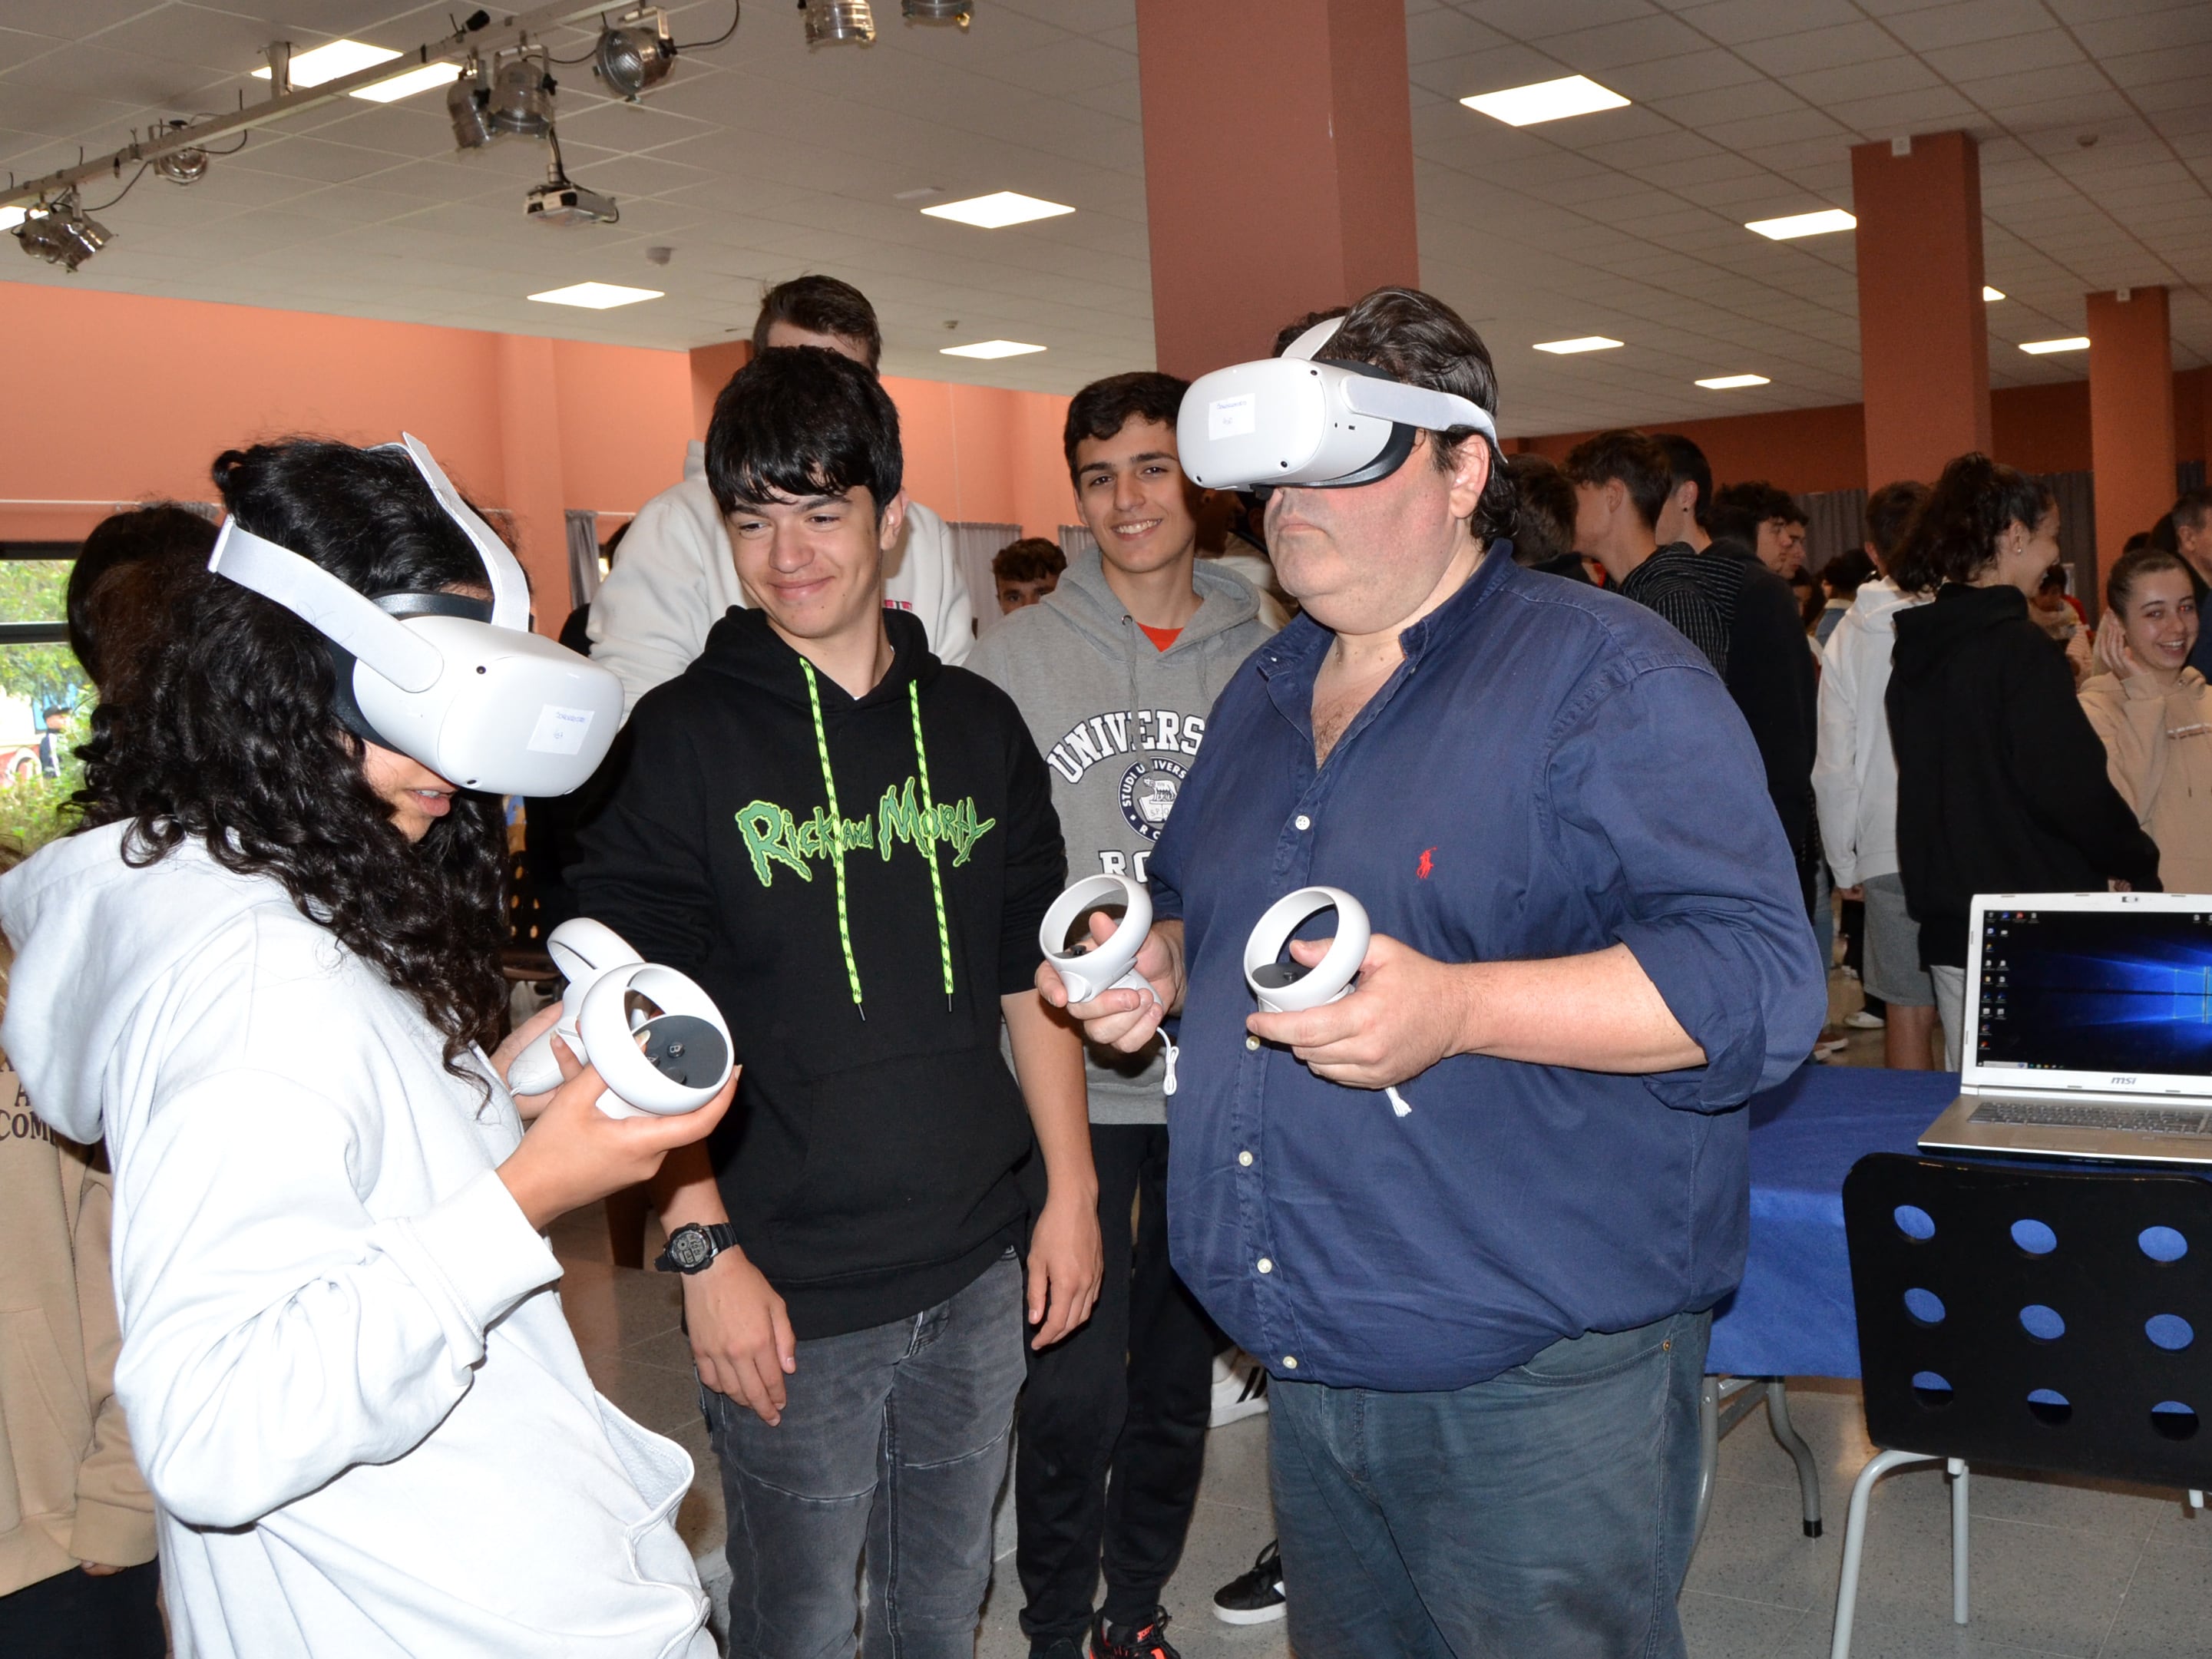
[689,340,752,439]
[494,334,571,636]
[1851,132,1991,491]
[2088,286,2175,602]
[1135,0,1419,378]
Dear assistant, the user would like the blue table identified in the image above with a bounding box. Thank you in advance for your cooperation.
[1708,1065,1960,1380]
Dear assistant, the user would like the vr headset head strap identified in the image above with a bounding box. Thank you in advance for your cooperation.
[395,432,533,632]
[1281,315,1501,448]
[207,520,444,693]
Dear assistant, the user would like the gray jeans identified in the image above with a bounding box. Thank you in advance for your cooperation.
[702,1250,1025,1659]
[1270,1309,1711,1659]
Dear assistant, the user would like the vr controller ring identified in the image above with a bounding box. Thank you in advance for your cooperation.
[1040,874,1155,1005]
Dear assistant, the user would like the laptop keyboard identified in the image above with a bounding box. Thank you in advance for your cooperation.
[1971,1098,2212,1135]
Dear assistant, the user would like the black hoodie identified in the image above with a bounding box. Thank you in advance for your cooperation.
[573,607,1064,1337]
[1887,582,2159,968]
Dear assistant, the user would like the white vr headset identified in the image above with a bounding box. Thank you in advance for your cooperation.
[1176,315,1499,494]
[207,434,623,798]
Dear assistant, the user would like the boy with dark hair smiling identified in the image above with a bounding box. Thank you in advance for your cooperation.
[969,370,1274,1659]
[575,347,1102,1659]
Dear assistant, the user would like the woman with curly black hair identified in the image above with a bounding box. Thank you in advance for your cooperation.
[1885,452,2159,1067]
[0,438,729,1657]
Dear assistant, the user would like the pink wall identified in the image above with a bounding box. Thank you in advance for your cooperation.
[0,282,1073,631]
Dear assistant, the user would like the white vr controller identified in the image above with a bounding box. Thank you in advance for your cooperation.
[507,918,735,1120]
[1040,875,1177,1094]
[1243,886,1410,1116]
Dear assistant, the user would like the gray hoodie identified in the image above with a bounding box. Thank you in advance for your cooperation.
[969,547,1275,1124]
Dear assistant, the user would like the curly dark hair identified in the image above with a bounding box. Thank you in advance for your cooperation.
[73,438,511,1086]
[1888,453,2053,597]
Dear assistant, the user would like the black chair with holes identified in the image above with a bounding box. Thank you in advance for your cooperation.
[1830,1152,2212,1657]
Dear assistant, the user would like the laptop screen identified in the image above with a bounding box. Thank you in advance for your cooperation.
[1977,907,2212,1079]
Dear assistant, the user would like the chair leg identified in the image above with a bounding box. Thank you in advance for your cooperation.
[1948,1459,1970,1626]
[1764,1379,1824,1537]
[1692,1376,1721,1560]
[1830,1449,1941,1659]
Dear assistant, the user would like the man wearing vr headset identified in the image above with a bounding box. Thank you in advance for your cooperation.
[1043,287,1823,1658]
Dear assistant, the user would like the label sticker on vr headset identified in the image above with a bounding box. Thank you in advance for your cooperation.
[527,705,598,755]
[1208,393,1257,440]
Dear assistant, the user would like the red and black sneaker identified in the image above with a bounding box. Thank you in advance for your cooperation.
[1091,1607,1181,1659]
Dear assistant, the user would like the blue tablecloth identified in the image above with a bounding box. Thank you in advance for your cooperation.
[1705,1066,1962,1380]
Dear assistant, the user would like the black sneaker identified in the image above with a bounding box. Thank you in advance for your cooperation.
[1093,1607,1180,1659]
[1211,1540,1285,1625]
[1034,1641,1085,1659]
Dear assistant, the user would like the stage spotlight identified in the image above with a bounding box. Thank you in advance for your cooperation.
[594,8,676,99]
[902,0,971,22]
[151,121,210,183]
[448,58,495,149]
[490,50,556,138]
[15,190,111,273]
[805,0,877,46]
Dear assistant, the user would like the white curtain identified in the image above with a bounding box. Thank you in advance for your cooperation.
[945,521,1023,641]
[565,509,601,610]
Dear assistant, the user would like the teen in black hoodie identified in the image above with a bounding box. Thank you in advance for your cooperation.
[574,349,1100,1659]
[1886,454,2158,1066]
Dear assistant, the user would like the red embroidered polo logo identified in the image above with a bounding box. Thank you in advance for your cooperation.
[1417,846,1437,881]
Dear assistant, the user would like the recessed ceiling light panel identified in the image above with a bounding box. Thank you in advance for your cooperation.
[2019,336,2089,355]
[1533,336,1623,355]
[1745,209,1857,240]
[1982,286,2005,302]
[528,281,663,309]
[920,191,1074,229]
[1461,75,1630,127]
[1696,375,1771,390]
[253,40,402,88]
[941,339,1046,359]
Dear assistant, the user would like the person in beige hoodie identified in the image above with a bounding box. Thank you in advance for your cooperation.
[1,914,163,1656]
[2081,545,2212,894]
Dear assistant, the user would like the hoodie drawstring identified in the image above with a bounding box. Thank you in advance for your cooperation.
[908,681,956,1010]
[798,659,958,1016]
[800,659,865,1016]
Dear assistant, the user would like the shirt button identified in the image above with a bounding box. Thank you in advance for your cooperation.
[1238,1150,1254,1167]
[1257,1257,1273,1274]
[1245,1035,1261,1051]
[1283,1355,1298,1370]
[1294,815,1311,831]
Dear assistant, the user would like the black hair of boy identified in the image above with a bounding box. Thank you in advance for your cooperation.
[70,503,217,687]
[1561,430,1672,532]
[1651,434,1713,530]
[1505,454,1579,567]
[752,274,883,370]
[993,537,1066,585]
[706,347,902,521]
[1062,372,1191,482]
[1708,478,1814,528]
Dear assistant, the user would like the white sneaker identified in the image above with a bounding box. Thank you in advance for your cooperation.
[1209,1350,1269,1427]
[1843,1009,1886,1029]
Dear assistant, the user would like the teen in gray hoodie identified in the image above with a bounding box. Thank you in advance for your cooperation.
[968,372,1275,1659]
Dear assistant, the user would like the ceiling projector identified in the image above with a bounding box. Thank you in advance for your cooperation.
[525,178,619,226]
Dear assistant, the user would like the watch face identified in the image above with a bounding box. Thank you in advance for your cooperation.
[671,1228,712,1270]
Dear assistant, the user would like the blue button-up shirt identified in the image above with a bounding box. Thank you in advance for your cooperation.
[1150,550,1825,1391]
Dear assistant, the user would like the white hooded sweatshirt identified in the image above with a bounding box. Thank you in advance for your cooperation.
[0,822,712,1659]
[1812,577,1929,887]
[590,439,974,715]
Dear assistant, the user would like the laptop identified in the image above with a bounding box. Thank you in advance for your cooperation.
[1918,892,2212,1166]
